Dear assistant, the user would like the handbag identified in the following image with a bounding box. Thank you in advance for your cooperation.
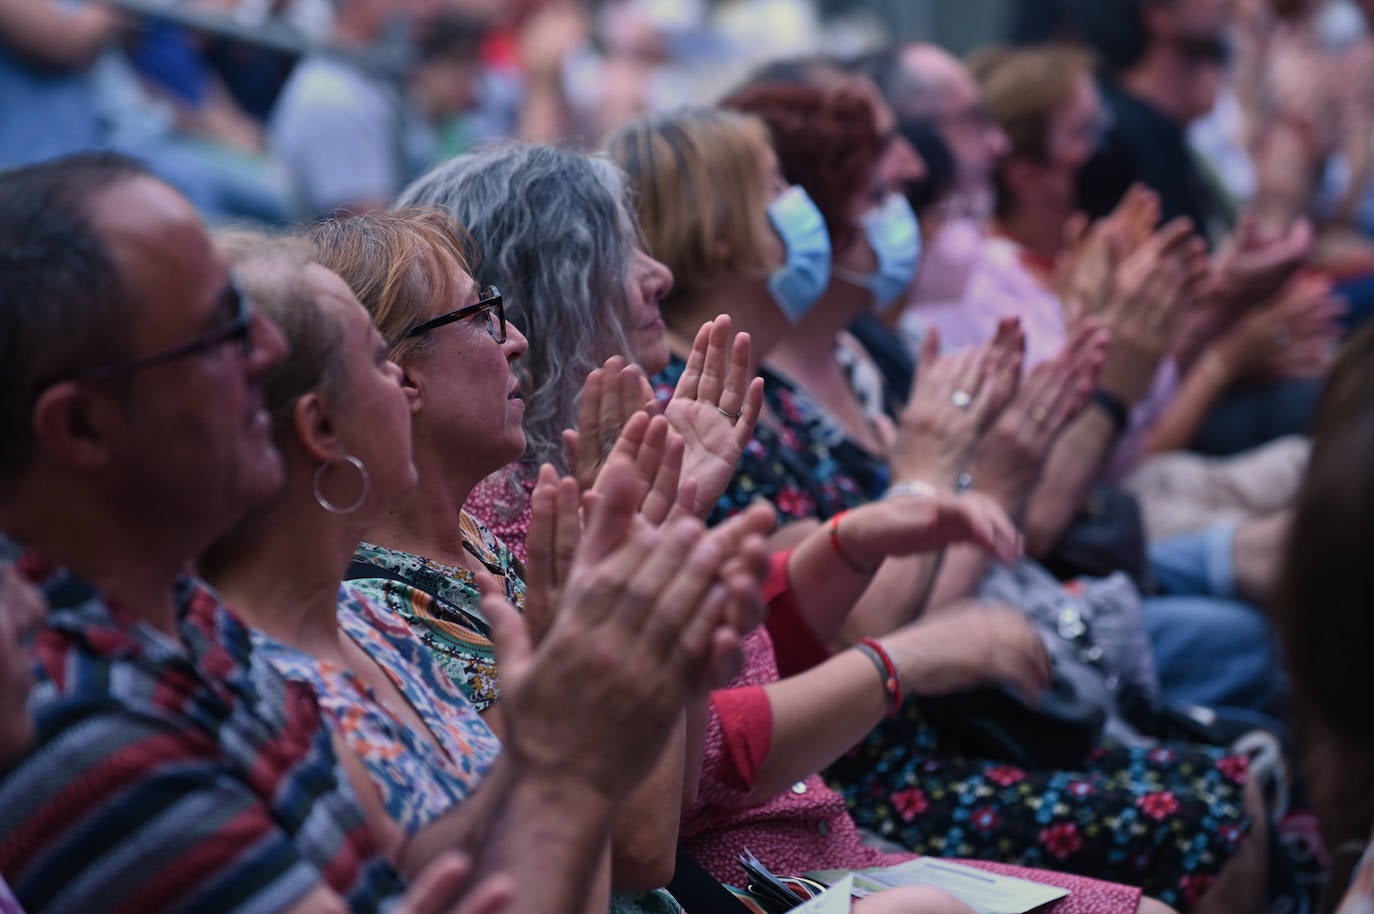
[916,559,1161,769]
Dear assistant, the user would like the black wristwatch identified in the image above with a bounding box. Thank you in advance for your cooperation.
[1090,389,1130,435]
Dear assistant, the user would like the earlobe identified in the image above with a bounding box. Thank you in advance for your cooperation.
[30,383,113,471]
[293,393,341,463]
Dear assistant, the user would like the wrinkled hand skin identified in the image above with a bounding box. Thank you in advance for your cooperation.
[487,452,774,803]
[883,600,1052,700]
[891,318,1025,487]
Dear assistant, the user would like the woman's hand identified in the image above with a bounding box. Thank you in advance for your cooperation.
[838,489,1023,567]
[663,315,764,519]
[889,319,1026,487]
[883,600,1052,700]
[968,320,1107,508]
[563,355,658,492]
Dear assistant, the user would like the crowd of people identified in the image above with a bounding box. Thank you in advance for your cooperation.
[5,0,1374,913]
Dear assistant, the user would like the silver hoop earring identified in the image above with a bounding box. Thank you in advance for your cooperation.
[313,455,370,515]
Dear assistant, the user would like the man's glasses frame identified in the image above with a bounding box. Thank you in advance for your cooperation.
[406,286,505,344]
[77,277,256,382]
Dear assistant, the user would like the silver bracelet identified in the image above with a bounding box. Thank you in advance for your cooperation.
[883,479,937,501]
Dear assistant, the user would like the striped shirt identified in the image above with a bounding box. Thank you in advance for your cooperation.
[0,540,404,914]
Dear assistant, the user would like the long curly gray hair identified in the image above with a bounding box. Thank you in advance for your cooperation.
[398,143,640,474]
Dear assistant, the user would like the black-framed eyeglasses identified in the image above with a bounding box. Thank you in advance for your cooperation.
[77,277,256,382]
[406,285,505,343]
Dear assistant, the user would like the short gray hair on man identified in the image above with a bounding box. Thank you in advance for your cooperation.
[398,143,639,474]
[0,152,151,489]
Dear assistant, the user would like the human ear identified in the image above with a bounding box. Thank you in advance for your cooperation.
[292,393,341,464]
[30,382,115,472]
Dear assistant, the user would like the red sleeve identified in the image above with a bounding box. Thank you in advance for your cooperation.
[707,685,772,793]
[762,550,831,677]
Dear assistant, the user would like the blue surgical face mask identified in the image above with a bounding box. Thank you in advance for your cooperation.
[834,192,922,313]
[766,185,832,324]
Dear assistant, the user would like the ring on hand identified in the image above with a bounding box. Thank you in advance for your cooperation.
[1031,406,1050,425]
[717,406,744,421]
[950,389,973,410]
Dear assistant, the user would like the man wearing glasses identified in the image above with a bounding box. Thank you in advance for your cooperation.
[0,153,756,914]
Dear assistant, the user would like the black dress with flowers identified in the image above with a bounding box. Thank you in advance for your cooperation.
[654,355,1253,910]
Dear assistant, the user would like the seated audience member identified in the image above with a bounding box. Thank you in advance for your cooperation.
[845,44,1285,721]
[270,0,445,217]
[0,152,750,914]
[302,209,758,906]
[399,143,762,558]
[607,102,1262,912]
[1275,322,1374,906]
[0,0,116,169]
[199,227,774,914]
[1056,0,1329,456]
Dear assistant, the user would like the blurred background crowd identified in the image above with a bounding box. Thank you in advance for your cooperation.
[9,1,1374,912]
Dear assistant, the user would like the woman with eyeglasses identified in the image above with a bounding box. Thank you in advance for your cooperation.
[199,218,781,914]
[396,143,766,566]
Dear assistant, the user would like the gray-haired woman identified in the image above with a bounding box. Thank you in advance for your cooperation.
[400,142,762,561]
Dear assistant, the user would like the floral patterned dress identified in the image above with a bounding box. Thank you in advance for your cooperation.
[656,353,1255,910]
[252,586,504,834]
[653,358,884,526]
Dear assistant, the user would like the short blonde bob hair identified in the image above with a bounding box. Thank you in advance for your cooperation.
[606,107,777,307]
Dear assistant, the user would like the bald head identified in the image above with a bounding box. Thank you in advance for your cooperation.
[891,43,968,122]
[889,42,1008,213]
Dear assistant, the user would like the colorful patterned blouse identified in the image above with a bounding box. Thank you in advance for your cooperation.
[351,512,525,711]
[0,538,401,914]
[252,586,503,834]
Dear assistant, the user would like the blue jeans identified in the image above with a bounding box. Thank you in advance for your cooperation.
[1145,525,1284,720]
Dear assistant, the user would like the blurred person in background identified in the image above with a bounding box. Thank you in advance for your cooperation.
[1274,322,1374,911]
[270,0,447,216]
[0,0,291,222]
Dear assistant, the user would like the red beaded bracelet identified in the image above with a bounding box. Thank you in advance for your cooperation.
[856,637,903,718]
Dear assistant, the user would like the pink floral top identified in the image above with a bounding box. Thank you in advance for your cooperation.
[467,464,537,564]
[683,626,1142,913]
[252,586,504,834]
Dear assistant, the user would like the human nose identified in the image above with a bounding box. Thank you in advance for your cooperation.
[645,251,674,299]
[504,320,529,363]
